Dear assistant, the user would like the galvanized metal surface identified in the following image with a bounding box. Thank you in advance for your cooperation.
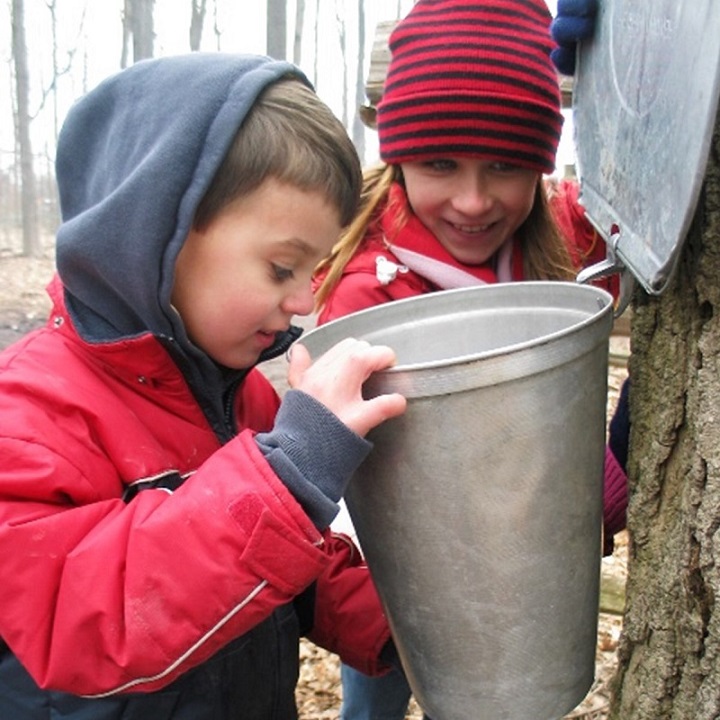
[573,1,720,295]
[301,282,614,720]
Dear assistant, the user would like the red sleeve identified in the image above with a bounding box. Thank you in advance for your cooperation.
[318,265,428,325]
[308,532,392,676]
[0,427,336,696]
[603,446,628,555]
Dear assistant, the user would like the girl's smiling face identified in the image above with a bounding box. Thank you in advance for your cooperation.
[400,157,539,266]
[172,178,341,369]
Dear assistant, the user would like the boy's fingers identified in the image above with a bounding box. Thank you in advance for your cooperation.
[371,393,407,421]
[355,344,398,377]
[287,343,312,388]
[341,392,408,438]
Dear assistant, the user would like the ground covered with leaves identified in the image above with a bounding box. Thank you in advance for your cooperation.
[0,245,629,719]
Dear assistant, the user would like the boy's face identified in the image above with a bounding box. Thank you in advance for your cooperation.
[172,178,341,369]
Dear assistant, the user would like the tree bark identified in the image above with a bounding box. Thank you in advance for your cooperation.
[611,110,720,719]
[11,0,41,258]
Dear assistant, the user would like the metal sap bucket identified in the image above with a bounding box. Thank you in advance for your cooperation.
[301,282,614,720]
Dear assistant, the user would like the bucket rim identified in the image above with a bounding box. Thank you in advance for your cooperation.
[305,281,614,374]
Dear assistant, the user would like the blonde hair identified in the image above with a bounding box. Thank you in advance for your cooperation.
[314,163,576,310]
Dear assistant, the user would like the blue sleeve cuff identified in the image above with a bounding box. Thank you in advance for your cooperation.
[255,390,372,530]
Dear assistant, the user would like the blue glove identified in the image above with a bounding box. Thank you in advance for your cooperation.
[550,0,598,75]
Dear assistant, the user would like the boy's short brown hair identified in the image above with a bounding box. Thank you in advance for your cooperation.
[194,77,361,230]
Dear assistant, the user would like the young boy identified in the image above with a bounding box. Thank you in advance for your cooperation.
[0,53,406,719]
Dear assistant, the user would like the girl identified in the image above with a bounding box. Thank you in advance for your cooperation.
[313,1,627,718]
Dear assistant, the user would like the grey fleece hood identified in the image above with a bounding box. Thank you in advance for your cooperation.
[55,52,310,345]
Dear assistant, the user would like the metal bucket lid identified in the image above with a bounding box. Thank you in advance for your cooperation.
[573,1,720,294]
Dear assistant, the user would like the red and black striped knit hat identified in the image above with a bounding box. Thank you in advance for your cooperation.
[376,0,564,175]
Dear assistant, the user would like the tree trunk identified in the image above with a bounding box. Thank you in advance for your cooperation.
[121,0,131,68]
[46,0,60,141]
[189,0,207,51]
[211,0,221,51]
[610,110,720,719]
[312,0,320,86]
[293,0,305,67]
[121,0,154,65]
[11,0,41,258]
[132,0,155,61]
[335,5,348,127]
[352,0,366,162]
[266,0,287,60]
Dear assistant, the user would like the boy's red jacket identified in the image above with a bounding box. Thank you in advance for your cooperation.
[0,278,390,696]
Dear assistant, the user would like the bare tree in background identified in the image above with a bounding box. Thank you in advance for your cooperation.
[335,3,348,127]
[121,0,155,67]
[189,0,207,51]
[266,0,287,60]
[11,0,41,258]
[293,0,305,67]
[44,0,85,143]
[211,0,221,51]
[312,0,320,86]
[352,0,366,162]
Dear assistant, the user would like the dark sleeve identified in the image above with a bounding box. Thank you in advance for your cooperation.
[255,390,372,530]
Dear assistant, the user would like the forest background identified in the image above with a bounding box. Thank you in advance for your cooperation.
[1,0,566,258]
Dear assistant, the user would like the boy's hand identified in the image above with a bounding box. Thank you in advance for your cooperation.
[287,339,407,437]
